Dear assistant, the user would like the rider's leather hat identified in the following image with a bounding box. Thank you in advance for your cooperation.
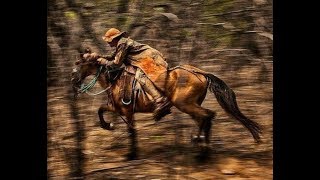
[102,28,127,43]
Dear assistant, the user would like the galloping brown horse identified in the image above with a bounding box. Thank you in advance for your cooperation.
[71,53,262,158]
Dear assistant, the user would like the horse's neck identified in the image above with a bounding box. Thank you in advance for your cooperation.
[97,73,121,97]
[97,75,110,89]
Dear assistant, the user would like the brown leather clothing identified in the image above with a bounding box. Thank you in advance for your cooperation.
[107,37,168,92]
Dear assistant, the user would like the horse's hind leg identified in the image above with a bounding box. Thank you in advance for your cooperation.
[203,112,215,143]
[176,104,216,144]
[98,103,115,130]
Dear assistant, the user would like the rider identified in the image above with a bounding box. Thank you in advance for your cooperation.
[94,28,171,121]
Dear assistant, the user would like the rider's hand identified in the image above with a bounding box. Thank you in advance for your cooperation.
[90,52,99,59]
[83,52,99,61]
[83,53,91,60]
[83,53,99,61]
[97,57,107,65]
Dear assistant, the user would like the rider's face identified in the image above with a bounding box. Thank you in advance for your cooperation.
[108,39,118,47]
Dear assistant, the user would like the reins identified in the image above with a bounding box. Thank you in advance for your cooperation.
[79,66,111,95]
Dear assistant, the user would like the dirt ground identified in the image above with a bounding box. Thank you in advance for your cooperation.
[48,61,272,179]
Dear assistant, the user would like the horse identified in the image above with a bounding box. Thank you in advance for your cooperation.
[71,53,262,159]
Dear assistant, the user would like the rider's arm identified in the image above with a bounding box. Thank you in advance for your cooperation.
[104,41,129,68]
[113,42,129,65]
[101,51,116,60]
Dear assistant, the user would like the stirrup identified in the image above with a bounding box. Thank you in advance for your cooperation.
[121,98,131,105]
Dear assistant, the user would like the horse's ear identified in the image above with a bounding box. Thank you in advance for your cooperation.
[75,60,81,65]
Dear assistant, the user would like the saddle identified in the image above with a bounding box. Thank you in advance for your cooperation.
[120,65,137,105]
[117,65,153,110]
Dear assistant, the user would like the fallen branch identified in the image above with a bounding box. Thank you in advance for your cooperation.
[85,158,165,175]
[204,7,255,16]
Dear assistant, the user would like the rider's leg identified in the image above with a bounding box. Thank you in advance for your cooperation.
[136,70,171,121]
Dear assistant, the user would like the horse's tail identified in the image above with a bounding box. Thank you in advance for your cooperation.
[205,73,262,142]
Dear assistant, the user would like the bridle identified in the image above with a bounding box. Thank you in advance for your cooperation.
[77,65,112,96]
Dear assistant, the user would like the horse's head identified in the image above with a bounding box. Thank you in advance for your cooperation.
[71,52,101,96]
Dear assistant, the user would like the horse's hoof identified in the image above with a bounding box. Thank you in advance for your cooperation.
[100,123,115,130]
[126,152,137,160]
[191,135,205,143]
[108,123,115,130]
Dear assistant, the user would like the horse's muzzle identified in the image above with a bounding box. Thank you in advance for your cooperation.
[71,68,82,95]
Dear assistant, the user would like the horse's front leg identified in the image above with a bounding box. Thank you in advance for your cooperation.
[98,103,115,130]
[125,113,138,160]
